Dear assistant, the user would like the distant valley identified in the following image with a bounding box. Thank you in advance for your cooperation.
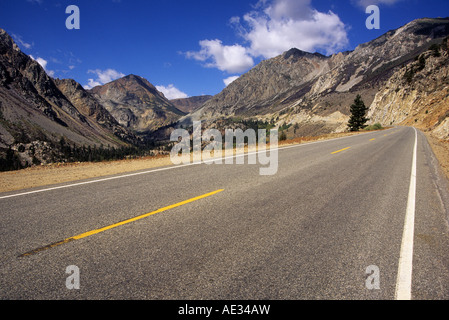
[1,17,449,170]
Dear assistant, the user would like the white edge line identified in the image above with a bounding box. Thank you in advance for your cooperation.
[0,128,393,200]
[395,127,418,300]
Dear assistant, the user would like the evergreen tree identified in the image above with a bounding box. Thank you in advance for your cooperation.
[348,95,369,132]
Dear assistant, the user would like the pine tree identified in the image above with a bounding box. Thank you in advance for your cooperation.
[348,95,369,132]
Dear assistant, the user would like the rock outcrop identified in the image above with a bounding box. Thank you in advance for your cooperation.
[368,40,449,140]
[54,79,139,145]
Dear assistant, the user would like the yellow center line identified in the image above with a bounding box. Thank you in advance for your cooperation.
[19,189,224,257]
[331,147,351,154]
[370,138,376,141]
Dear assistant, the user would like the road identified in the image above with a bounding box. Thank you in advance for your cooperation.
[1,126,449,300]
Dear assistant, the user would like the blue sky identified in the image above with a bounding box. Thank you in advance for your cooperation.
[0,0,448,98]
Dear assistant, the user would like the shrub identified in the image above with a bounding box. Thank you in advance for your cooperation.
[279,131,287,141]
[364,123,383,131]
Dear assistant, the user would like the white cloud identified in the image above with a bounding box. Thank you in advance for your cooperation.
[11,34,33,49]
[241,0,349,58]
[30,55,55,77]
[185,39,255,74]
[186,0,349,74]
[85,79,102,89]
[264,0,313,20]
[88,69,125,84]
[84,68,125,89]
[156,84,189,100]
[223,76,239,87]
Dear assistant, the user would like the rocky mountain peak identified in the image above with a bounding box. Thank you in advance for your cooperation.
[0,28,20,53]
[89,75,185,133]
[404,17,449,37]
[117,74,157,91]
[283,48,327,61]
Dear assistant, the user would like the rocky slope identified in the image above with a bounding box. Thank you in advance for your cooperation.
[89,75,185,133]
[368,38,449,140]
[190,49,334,119]
[54,79,139,145]
[186,18,449,137]
[0,28,137,167]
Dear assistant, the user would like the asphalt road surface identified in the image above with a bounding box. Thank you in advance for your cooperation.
[1,126,449,300]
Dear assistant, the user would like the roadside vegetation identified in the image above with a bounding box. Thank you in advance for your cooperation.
[364,123,384,131]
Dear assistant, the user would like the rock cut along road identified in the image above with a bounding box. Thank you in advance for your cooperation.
[1,126,449,300]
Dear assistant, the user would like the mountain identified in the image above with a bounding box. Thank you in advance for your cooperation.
[170,95,212,114]
[89,75,186,133]
[186,18,449,137]
[189,49,333,120]
[0,28,137,167]
[368,37,449,140]
[54,78,139,145]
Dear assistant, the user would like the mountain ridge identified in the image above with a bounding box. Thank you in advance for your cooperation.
[178,17,449,138]
[89,74,185,133]
[0,28,142,168]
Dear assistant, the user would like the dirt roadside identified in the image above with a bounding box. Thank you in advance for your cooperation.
[0,155,174,193]
[425,133,449,182]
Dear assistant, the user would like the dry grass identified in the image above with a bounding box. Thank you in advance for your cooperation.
[278,131,363,147]
[0,129,383,193]
[0,155,173,193]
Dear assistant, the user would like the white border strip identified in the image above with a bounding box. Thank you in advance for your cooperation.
[395,127,418,300]
[0,128,387,200]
